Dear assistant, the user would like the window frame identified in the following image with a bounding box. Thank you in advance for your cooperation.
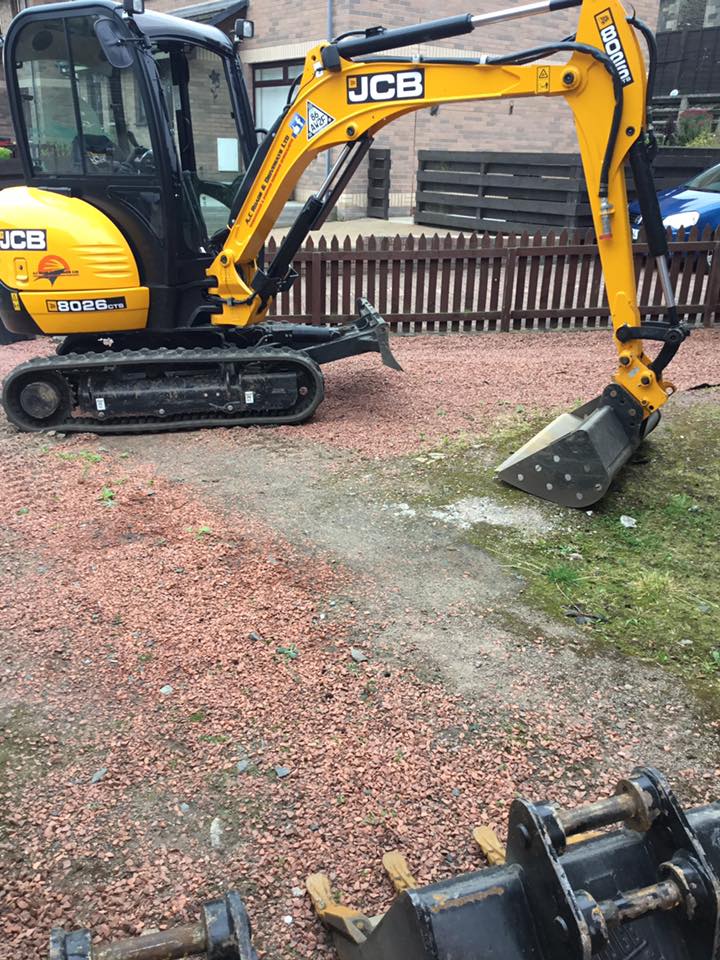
[252,60,303,90]
[252,58,303,128]
[6,5,161,182]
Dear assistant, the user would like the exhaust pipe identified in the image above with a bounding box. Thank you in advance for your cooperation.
[496,384,660,508]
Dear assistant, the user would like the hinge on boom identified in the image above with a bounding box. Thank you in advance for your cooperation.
[321,44,342,71]
[322,25,386,70]
[615,322,689,345]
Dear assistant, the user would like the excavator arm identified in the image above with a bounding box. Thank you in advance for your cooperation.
[200,0,693,507]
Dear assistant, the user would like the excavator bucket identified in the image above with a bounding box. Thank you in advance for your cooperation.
[300,767,720,960]
[496,387,661,508]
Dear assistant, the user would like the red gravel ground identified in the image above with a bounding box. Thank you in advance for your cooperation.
[0,439,643,958]
[0,330,718,958]
[274,328,720,455]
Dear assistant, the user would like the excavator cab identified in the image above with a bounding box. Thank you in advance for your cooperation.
[3,0,258,329]
[0,0,398,435]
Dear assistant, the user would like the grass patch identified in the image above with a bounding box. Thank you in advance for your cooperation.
[99,485,116,505]
[199,733,231,744]
[56,450,103,463]
[546,563,583,587]
[188,524,213,539]
[276,643,299,662]
[398,398,720,707]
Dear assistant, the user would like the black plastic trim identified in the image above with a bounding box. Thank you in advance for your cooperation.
[549,0,582,11]
[0,281,44,337]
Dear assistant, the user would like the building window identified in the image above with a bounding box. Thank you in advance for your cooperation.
[253,61,303,132]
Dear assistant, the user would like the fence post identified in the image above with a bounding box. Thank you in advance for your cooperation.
[500,236,516,332]
[310,244,323,324]
[703,228,720,327]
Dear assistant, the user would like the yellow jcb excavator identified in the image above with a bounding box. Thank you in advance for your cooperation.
[0,0,688,506]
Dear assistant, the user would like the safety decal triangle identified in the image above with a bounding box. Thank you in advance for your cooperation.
[306,100,335,140]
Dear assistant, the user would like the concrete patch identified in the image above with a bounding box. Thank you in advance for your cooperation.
[430,495,555,536]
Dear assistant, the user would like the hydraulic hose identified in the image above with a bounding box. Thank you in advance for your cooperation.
[485,42,624,201]
[626,15,657,104]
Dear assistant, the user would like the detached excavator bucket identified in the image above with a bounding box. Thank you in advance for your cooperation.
[49,768,720,960]
[496,386,660,508]
[301,768,720,960]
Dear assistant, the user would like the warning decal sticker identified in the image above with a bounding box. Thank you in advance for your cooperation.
[306,101,335,140]
[594,8,634,85]
[289,112,306,137]
[536,66,550,93]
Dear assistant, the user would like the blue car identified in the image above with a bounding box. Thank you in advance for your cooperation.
[629,162,720,241]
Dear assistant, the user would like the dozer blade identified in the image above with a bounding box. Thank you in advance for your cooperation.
[297,298,403,371]
[496,386,660,508]
[356,298,403,371]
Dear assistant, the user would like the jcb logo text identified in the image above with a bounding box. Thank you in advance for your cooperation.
[595,10,633,85]
[347,70,425,103]
[0,229,47,251]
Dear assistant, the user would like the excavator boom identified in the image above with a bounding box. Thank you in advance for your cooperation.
[203,0,688,506]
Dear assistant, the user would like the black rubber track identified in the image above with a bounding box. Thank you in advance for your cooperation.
[2,345,324,434]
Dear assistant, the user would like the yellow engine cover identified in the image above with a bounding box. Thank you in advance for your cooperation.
[0,186,149,334]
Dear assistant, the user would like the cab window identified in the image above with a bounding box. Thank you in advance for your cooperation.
[14,14,155,177]
[154,42,246,239]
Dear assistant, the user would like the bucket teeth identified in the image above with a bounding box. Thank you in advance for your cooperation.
[306,872,336,917]
[472,826,506,866]
[307,853,418,949]
[382,851,418,893]
[306,873,372,944]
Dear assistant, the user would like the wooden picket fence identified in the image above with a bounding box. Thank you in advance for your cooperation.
[267,226,720,332]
